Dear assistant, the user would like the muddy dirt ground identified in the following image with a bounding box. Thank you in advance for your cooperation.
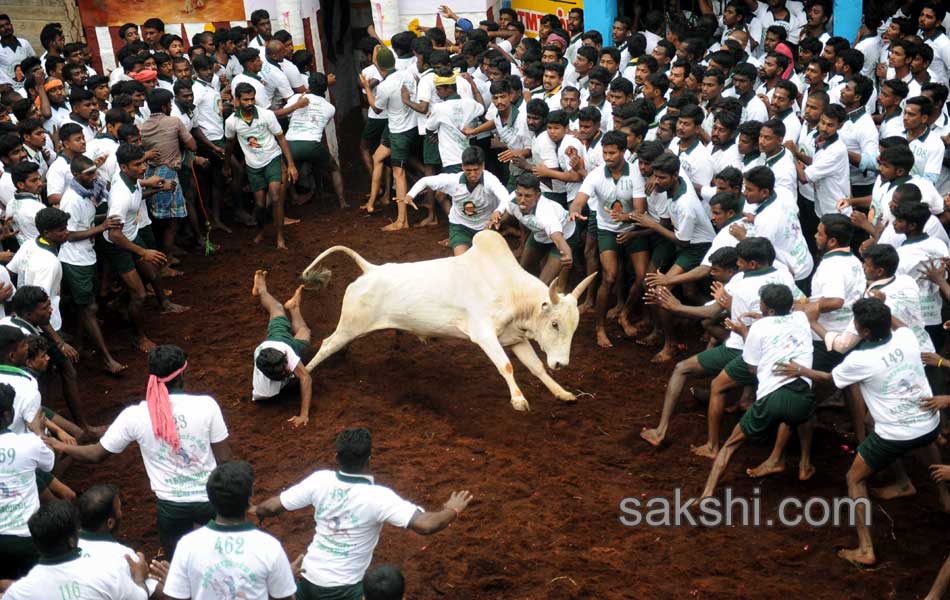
[60,175,949,600]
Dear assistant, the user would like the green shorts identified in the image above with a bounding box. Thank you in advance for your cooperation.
[442,163,463,174]
[674,242,712,271]
[297,578,363,600]
[423,136,442,166]
[361,117,387,145]
[265,316,310,358]
[526,227,583,257]
[812,341,845,372]
[384,129,417,162]
[739,379,815,439]
[101,225,157,274]
[35,468,53,493]
[288,140,333,169]
[597,229,634,256]
[156,499,216,557]
[247,156,283,192]
[696,345,756,386]
[586,210,598,240]
[449,223,480,249]
[858,426,940,473]
[61,263,97,305]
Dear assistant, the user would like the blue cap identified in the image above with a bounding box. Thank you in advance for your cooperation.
[456,18,474,32]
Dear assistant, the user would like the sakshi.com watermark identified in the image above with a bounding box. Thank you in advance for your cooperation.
[619,488,871,528]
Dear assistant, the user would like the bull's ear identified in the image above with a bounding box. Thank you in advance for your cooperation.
[548,278,560,305]
[571,272,598,301]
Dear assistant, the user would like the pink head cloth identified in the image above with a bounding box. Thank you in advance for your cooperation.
[776,43,795,80]
[146,361,188,451]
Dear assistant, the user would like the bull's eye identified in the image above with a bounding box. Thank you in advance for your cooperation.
[552,321,559,330]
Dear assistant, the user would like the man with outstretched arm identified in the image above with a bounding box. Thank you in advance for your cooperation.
[250,269,313,427]
[253,428,473,600]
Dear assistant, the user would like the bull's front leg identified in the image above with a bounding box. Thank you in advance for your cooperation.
[510,341,576,403]
[469,329,531,411]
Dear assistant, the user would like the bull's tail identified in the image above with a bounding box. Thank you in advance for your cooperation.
[300,245,377,289]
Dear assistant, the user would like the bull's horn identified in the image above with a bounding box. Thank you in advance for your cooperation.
[570,272,599,301]
[548,278,560,305]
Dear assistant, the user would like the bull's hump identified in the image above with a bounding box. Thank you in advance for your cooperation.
[471,230,519,265]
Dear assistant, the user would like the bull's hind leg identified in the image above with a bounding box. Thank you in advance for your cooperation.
[305,327,360,371]
[469,329,531,411]
[510,341,577,403]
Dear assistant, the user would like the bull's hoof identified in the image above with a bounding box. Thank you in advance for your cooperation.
[511,396,531,411]
[555,391,577,403]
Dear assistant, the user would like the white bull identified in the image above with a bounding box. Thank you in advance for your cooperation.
[300,230,596,411]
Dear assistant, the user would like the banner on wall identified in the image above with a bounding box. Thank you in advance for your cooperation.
[77,0,248,27]
[509,0,582,37]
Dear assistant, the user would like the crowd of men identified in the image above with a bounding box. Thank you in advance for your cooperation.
[3,0,950,596]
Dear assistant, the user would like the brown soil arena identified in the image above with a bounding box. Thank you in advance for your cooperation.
[65,192,947,600]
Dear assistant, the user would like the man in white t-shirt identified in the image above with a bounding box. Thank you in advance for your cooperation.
[7,161,46,245]
[3,501,149,600]
[779,298,948,566]
[284,72,345,208]
[162,461,296,600]
[0,382,54,579]
[405,146,509,256]
[254,428,473,599]
[806,215,866,371]
[251,270,313,427]
[700,282,816,498]
[224,82,299,250]
[48,345,232,558]
[500,173,580,285]
[77,484,160,598]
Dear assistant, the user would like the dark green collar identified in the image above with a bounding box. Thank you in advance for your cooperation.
[903,233,929,245]
[79,530,117,542]
[670,176,688,201]
[458,172,484,188]
[764,148,787,167]
[603,161,631,181]
[886,175,911,190]
[857,333,892,350]
[206,520,256,532]
[847,107,866,122]
[678,137,700,155]
[882,109,902,122]
[742,150,761,165]
[39,548,82,566]
[336,471,374,485]
[775,108,794,121]
[95,132,117,142]
[744,266,777,277]
[0,364,31,378]
[119,173,138,193]
[239,106,260,124]
[36,237,58,256]
[818,133,839,148]
[714,137,736,152]
[754,192,778,214]
[244,71,262,82]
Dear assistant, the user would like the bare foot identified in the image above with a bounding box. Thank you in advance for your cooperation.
[618,311,639,337]
[438,238,450,247]
[234,210,257,227]
[291,191,313,206]
[253,232,264,244]
[210,220,232,234]
[640,427,665,447]
[651,346,679,364]
[596,327,613,348]
[134,336,157,353]
[161,301,191,315]
[838,547,876,566]
[870,482,916,500]
[283,217,301,226]
[635,331,662,347]
[799,463,816,481]
[416,217,439,227]
[284,285,304,311]
[690,443,718,459]
[360,202,375,213]
[276,237,288,250]
[747,459,786,478]
[251,270,267,296]
[160,266,183,278]
[103,357,128,375]
[382,221,410,232]
[606,305,621,320]
[339,199,351,209]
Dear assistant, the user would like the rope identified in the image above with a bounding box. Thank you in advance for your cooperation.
[190,161,214,256]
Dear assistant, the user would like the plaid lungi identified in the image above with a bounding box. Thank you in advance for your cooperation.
[145,164,187,219]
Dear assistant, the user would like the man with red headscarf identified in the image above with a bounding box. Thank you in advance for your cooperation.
[44,344,232,558]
